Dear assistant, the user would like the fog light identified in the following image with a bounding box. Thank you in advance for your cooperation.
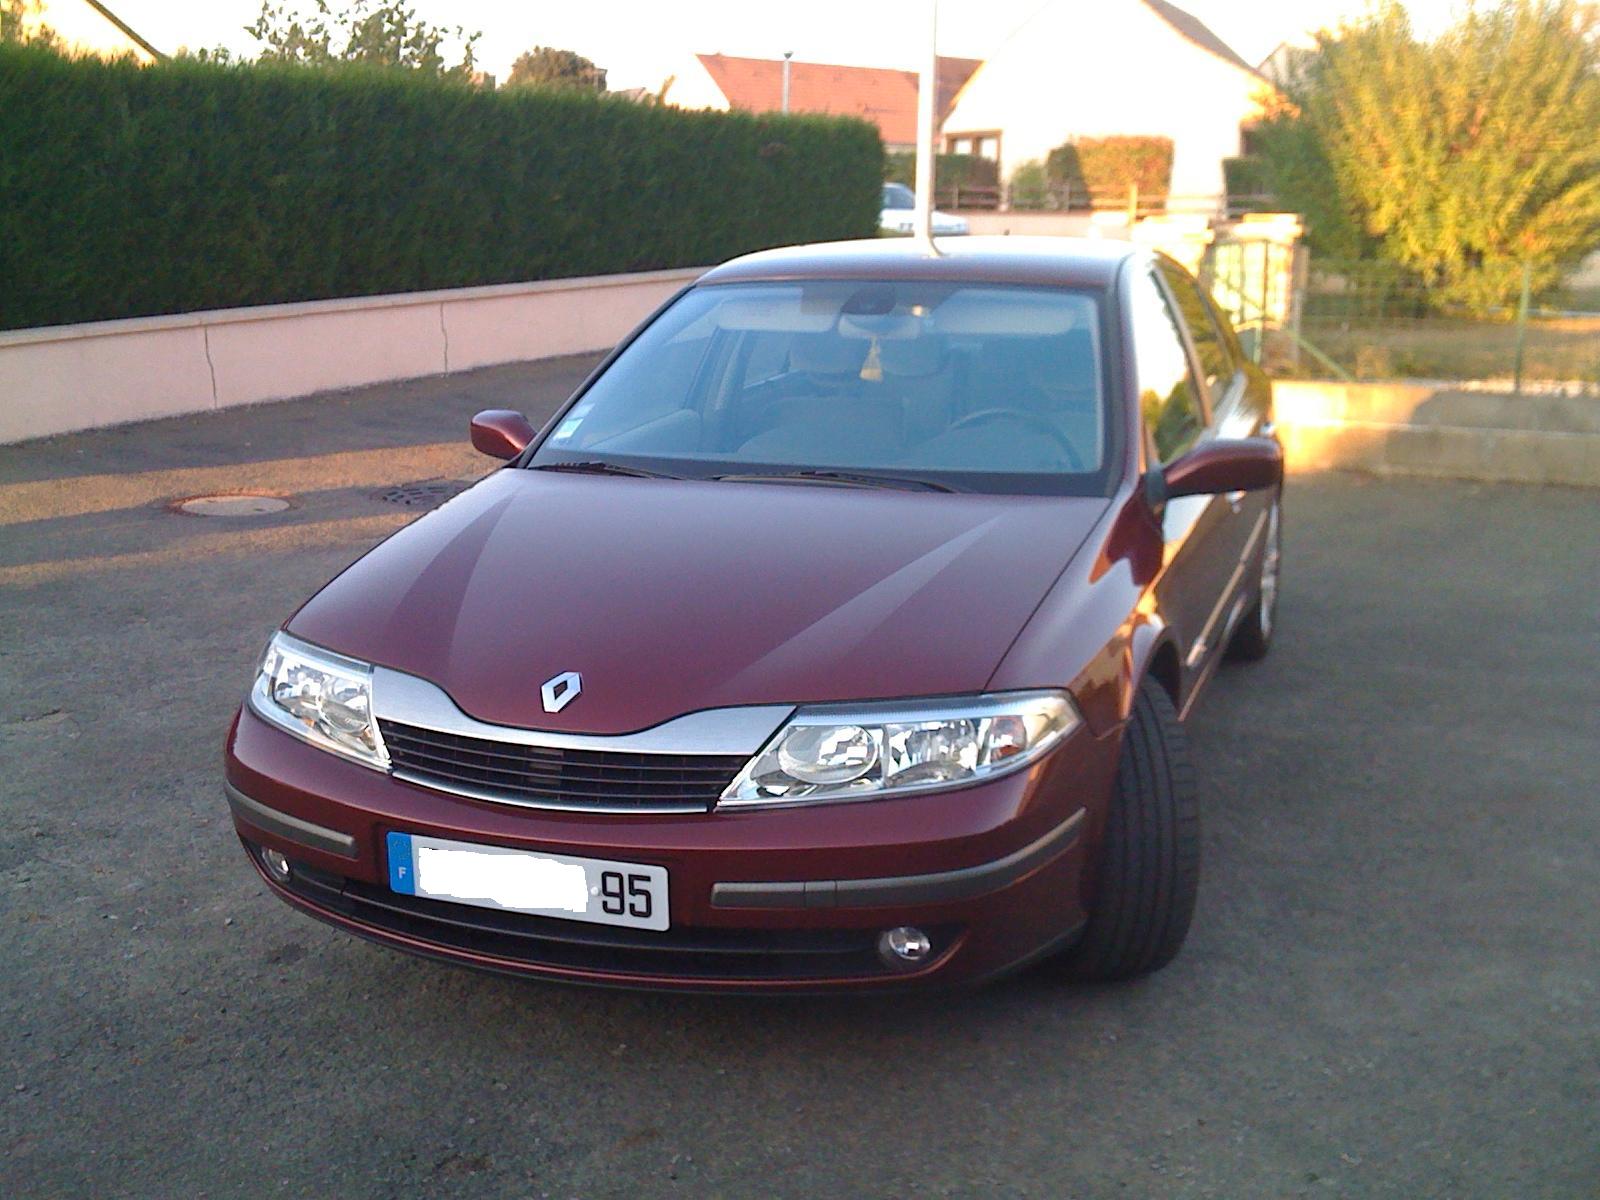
[878,925,933,968]
[261,848,292,882]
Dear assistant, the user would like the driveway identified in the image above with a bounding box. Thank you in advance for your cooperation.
[2,358,1596,1198]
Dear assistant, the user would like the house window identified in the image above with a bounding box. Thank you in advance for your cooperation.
[944,132,1001,162]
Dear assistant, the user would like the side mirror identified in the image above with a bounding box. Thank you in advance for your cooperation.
[470,409,536,460]
[1150,437,1283,504]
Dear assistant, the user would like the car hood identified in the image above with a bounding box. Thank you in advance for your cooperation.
[289,470,1108,734]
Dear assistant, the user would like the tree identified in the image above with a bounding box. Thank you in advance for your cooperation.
[245,0,480,78]
[504,45,606,91]
[1251,87,1377,261]
[1260,1,1600,311]
[1,0,61,49]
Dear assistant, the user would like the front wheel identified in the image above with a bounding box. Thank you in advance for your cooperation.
[1050,677,1200,982]
[1227,495,1281,662]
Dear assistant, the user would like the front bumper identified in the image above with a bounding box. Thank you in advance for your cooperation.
[225,704,1118,992]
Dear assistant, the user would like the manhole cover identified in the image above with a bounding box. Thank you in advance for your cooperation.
[375,481,470,509]
[174,494,291,517]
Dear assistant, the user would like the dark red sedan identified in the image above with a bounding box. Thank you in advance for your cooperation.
[225,237,1283,992]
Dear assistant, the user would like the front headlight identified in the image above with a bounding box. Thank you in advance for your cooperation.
[720,690,1080,807]
[247,631,388,769]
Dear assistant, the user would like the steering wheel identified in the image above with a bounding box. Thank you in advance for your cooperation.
[948,408,1085,470]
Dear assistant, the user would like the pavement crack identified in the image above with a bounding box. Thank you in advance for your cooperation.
[201,322,219,408]
[3,709,69,729]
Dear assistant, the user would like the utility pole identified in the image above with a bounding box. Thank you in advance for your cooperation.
[913,1,939,246]
[781,51,792,114]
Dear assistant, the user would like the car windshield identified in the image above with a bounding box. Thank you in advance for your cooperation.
[528,280,1114,495]
[882,184,915,210]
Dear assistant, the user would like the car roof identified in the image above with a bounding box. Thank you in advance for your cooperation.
[698,236,1138,290]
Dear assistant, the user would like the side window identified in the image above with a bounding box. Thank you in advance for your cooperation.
[1203,290,1248,374]
[1130,269,1205,464]
[1156,258,1233,397]
[736,332,791,389]
[559,325,712,450]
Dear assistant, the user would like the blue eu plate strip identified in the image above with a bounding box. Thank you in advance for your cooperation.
[387,832,416,895]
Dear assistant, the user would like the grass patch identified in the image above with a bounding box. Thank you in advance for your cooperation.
[1286,314,1600,383]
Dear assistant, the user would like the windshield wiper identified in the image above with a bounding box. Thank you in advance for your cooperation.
[529,460,679,480]
[711,469,958,493]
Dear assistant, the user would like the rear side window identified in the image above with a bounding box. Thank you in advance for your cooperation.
[1156,258,1234,396]
[1129,269,1205,464]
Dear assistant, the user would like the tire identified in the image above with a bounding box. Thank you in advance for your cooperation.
[1227,494,1281,662]
[1053,677,1199,982]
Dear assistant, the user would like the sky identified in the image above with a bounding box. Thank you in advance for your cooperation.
[110,0,1468,87]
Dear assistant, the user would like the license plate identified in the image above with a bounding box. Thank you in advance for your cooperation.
[386,832,669,931]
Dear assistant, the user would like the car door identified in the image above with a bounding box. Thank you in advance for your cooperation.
[1127,261,1239,707]
[1155,258,1277,668]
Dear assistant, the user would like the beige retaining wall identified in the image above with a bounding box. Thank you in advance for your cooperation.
[0,268,703,444]
[960,211,1102,238]
[6,288,1596,487]
[1275,381,1600,488]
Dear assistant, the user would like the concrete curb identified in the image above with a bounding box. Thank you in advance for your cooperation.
[1276,381,1600,488]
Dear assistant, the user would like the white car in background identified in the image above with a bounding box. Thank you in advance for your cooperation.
[880,182,970,236]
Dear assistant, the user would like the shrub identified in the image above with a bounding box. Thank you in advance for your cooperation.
[1006,160,1050,210]
[0,44,882,330]
[1045,136,1174,202]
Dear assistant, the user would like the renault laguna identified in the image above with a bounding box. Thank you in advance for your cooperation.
[224,237,1283,992]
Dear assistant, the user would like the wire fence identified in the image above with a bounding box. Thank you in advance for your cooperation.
[1202,250,1600,393]
[1290,260,1600,390]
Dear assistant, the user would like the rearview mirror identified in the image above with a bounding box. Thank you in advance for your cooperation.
[470,409,536,460]
[1152,437,1282,503]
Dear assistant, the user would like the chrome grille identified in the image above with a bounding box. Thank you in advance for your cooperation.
[378,719,746,812]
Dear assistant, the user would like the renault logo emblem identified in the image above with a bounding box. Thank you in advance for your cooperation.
[541,671,582,713]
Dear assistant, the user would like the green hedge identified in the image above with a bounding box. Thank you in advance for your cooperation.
[0,44,883,330]
[883,151,998,191]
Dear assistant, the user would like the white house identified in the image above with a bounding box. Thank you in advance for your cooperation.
[13,0,164,63]
[942,0,1271,201]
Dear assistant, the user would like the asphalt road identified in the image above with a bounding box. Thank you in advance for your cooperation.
[2,359,1597,1198]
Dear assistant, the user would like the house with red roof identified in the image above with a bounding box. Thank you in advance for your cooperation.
[671,0,1271,204]
[667,53,982,153]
